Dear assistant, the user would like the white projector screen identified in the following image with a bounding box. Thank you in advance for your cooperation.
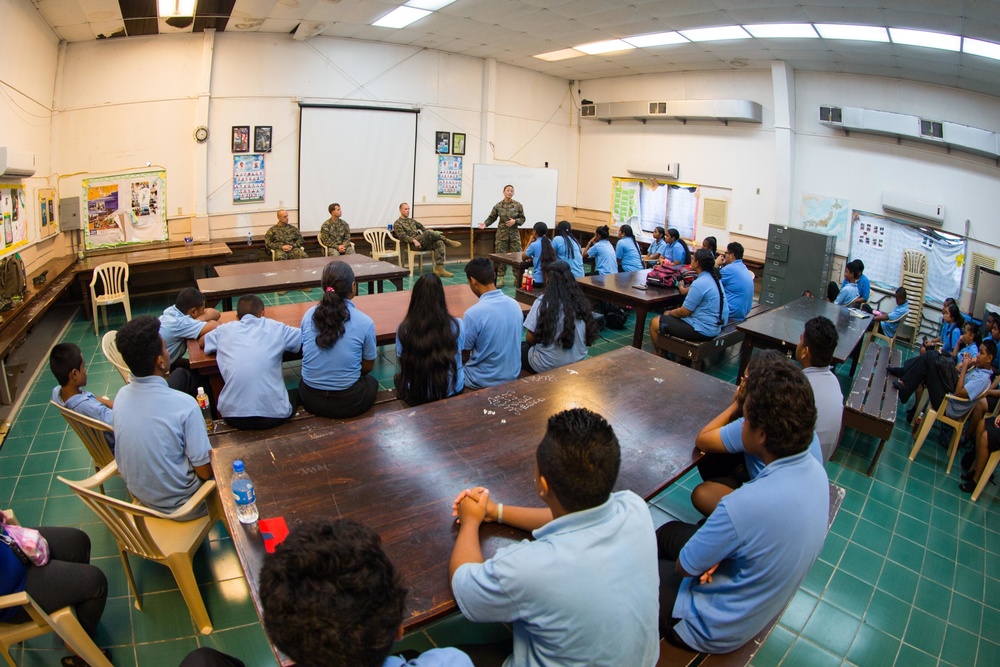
[471,164,558,229]
[298,106,417,233]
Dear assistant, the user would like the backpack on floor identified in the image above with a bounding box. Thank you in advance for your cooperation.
[597,301,628,329]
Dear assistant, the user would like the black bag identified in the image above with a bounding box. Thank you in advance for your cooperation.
[598,301,628,329]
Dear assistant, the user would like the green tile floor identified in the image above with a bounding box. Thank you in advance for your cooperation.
[1,267,998,666]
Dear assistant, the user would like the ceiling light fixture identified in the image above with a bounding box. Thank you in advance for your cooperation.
[963,37,1000,61]
[743,24,818,39]
[373,6,431,29]
[405,0,457,10]
[623,32,688,48]
[814,24,889,42]
[679,26,750,42]
[574,39,635,55]
[889,28,961,51]
[157,0,195,18]
[534,48,584,62]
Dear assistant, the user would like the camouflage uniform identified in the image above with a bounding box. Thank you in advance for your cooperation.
[393,216,446,267]
[265,223,308,260]
[484,199,525,278]
[320,217,355,256]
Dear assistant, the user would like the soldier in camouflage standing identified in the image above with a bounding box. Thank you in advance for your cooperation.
[479,184,525,287]
[393,202,461,277]
[265,210,308,260]
[320,203,355,256]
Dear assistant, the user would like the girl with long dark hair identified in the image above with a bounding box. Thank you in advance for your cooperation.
[394,274,464,405]
[553,220,584,278]
[650,249,728,342]
[583,225,618,275]
[644,226,668,265]
[702,236,718,257]
[616,225,644,272]
[521,260,600,373]
[663,228,691,266]
[523,222,558,288]
[299,261,378,418]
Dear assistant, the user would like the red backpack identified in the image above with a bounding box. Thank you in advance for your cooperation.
[647,263,695,288]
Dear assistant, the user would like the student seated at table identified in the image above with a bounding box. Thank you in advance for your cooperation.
[552,221,584,278]
[701,235,718,258]
[449,408,659,667]
[716,242,755,322]
[521,261,599,374]
[661,228,691,266]
[657,355,829,654]
[202,294,302,430]
[870,286,909,338]
[643,226,669,265]
[522,222,557,288]
[841,258,871,303]
[159,287,220,369]
[616,225,644,272]
[49,342,115,450]
[796,317,844,462]
[582,226,618,275]
[299,261,378,419]
[462,258,522,390]
[395,274,464,406]
[689,351,824,517]
[113,316,213,518]
[829,260,863,306]
[650,249,729,344]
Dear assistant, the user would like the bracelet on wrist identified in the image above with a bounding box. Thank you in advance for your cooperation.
[497,503,504,525]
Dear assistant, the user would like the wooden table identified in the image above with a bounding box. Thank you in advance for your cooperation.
[198,254,408,310]
[187,284,529,397]
[736,296,873,377]
[488,251,531,287]
[209,347,735,663]
[841,343,902,476]
[576,269,685,349]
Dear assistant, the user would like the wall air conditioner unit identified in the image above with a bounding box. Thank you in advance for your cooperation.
[882,192,944,225]
[0,148,36,178]
[627,164,680,180]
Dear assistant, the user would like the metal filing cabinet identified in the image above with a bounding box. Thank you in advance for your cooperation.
[761,224,835,307]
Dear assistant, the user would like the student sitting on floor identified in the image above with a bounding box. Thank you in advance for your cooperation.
[870,286,909,338]
[299,261,378,419]
[795,317,844,462]
[690,350,824,517]
[521,261,599,374]
[449,408,659,667]
[552,220,584,278]
[616,224,644,272]
[49,342,114,450]
[159,287,220,368]
[462,258,522,390]
[522,221,557,288]
[657,354,829,654]
[650,249,729,343]
[201,294,302,430]
[395,274,464,406]
[581,226,618,275]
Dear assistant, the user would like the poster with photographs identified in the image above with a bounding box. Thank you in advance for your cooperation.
[232,126,250,153]
[234,154,265,203]
[82,171,168,249]
[254,126,272,153]
[37,187,56,238]
[437,156,462,197]
[0,186,28,254]
[856,219,886,249]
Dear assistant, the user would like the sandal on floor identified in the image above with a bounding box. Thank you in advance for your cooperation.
[61,649,111,667]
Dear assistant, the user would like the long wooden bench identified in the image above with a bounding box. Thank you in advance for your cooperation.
[652,304,771,371]
[655,483,845,667]
[840,342,901,476]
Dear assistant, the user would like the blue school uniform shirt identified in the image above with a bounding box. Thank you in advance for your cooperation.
[395,318,465,396]
[647,237,669,259]
[452,491,660,667]
[159,305,207,364]
[673,450,829,653]
[842,273,871,301]
[941,322,961,354]
[880,301,909,338]
[834,282,860,306]
[0,545,26,622]
[719,259,755,321]
[51,385,115,448]
[524,238,546,284]
[588,239,618,275]
[683,272,729,337]
[552,235,584,278]
[615,238,644,272]
[720,417,823,479]
[523,295,588,372]
[665,240,687,265]
[462,289,523,389]
[203,315,302,419]
[383,649,473,667]
[947,367,992,419]
[300,301,377,391]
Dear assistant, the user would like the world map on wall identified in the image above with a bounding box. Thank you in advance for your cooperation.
[799,193,850,256]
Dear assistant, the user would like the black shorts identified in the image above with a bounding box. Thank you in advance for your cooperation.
[986,422,1000,453]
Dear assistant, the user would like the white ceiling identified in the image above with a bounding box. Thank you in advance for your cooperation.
[28,0,1000,97]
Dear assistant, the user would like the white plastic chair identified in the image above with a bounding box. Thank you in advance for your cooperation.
[101,331,132,384]
[363,228,400,264]
[909,393,974,474]
[859,309,908,362]
[317,235,356,257]
[50,401,115,489]
[89,262,131,336]
[0,591,112,667]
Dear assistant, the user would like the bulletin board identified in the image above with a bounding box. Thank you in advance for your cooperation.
[849,209,965,305]
[83,171,167,249]
[610,178,698,242]
[0,186,29,257]
[37,187,57,239]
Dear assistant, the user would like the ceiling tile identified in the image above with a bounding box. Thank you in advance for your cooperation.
[56,22,99,41]
[801,7,887,24]
[35,0,90,27]
[79,0,123,23]
[883,10,964,33]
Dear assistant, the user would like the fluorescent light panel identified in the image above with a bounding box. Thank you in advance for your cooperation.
[889,28,960,51]
[743,23,817,39]
[814,24,889,42]
[623,32,688,48]
[373,6,431,29]
[534,48,583,62]
[158,0,195,17]
[679,26,750,42]
[406,0,456,10]
[964,37,1000,61]
[574,39,635,55]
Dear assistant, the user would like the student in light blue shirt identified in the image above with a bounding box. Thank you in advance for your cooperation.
[522,221,557,287]
[552,220,584,278]
[662,228,691,266]
[717,242,755,321]
[299,261,378,419]
[832,260,863,306]
[615,224,644,272]
[202,294,302,430]
[461,258,522,389]
[395,274,465,405]
[651,249,728,343]
[582,225,618,275]
[159,287,221,366]
[521,261,600,373]
[841,259,871,302]
[872,286,909,338]
[49,342,114,449]
[657,354,829,654]
[643,226,669,265]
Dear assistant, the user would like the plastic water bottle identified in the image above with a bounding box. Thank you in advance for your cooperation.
[231,460,259,524]
[246,231,253,245]
[195,387,212,429]
[387,222,394,233]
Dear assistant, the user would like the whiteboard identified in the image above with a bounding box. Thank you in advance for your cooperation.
[471,164,558,229]
[298,106,417,233]
[849,210,965,305]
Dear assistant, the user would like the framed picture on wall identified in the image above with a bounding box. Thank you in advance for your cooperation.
[254,126,272,153]
[435,131,450,154]
[452,133,466,156]
[232,126,250,153]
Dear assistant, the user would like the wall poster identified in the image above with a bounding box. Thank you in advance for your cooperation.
[0,186,28,255]
[437,155,462,197]
[610,177,698,242]
[37,187,57,239]
[82,171,168,249]
[233,154,265,203]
